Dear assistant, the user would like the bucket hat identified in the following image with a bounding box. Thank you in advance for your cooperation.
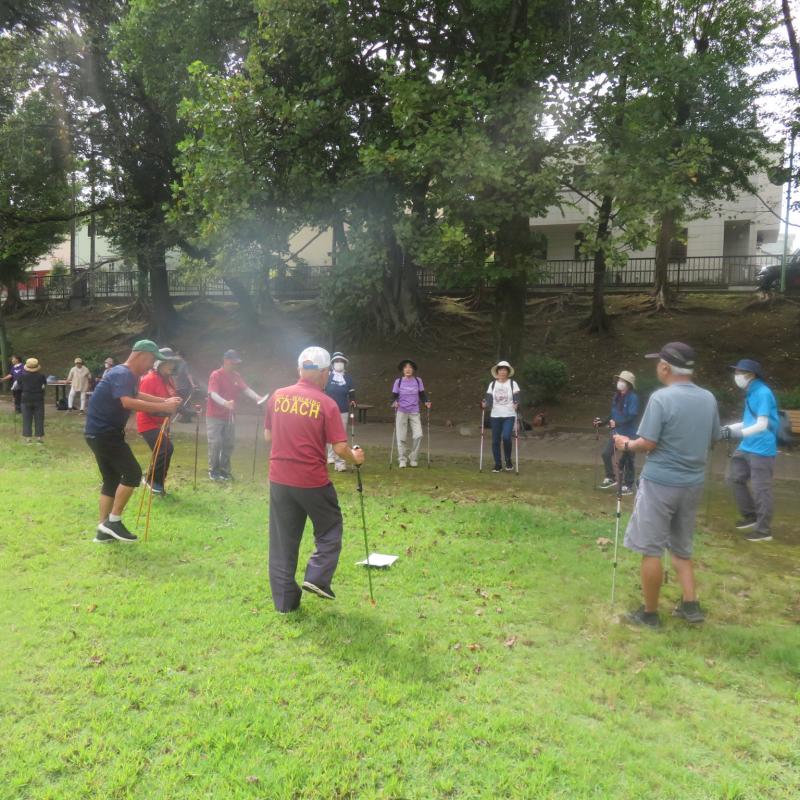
[615,370,636,389]
[491,360,515,379]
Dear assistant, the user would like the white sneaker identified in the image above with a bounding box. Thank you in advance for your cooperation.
[409,461,418,468]
[399,461,407,469]
[327,456,335,465]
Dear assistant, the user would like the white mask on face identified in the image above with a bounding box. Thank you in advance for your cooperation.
[616,381,627,392]
[734,374,750,390]
[333,362,345,373]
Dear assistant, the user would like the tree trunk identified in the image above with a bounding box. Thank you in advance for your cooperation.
[223,275,260,326]
[372,222,422,337]
[137,230,175,337]
[493,215,530,364]
[0,299,10,393]
[653,208,677,311]
[583,194,614,334]
[782,0,800,92]
[2,282,24,312]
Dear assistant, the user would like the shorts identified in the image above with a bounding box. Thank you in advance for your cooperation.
[85,432,143,497]
[623,478,703,559]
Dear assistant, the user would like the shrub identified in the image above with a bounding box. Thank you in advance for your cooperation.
[519,355,569,404]
[776,388,800,409]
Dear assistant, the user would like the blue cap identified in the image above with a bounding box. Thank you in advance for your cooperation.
[223,349,242,363]
[729,359,763,378]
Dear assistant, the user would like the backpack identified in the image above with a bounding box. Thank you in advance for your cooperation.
[745,399,794,447]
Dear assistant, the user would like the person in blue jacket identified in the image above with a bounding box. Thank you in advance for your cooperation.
[324,352,356,471]
[721,358,779,542]
[594,369,639,495]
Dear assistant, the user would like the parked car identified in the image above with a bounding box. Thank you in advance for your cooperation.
[756,254,800,292]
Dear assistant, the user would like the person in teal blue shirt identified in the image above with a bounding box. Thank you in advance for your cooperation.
[722,359,779,542]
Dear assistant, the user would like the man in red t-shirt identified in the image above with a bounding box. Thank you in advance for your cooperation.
[205,349,267,481]
[136,347,180,494]
[264,346,366,612]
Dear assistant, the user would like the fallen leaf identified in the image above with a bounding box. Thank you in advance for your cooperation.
[503,636,518,648]
[495,607,503,614]
[474,665,482,674]
[467,643,482,652]
[596,537,613,547]
[86,604,97,613]
[245,776,260,784]
[453,643,462,651]
[405,547,413,556]
[476,588,489,599]
[88,655,104,666]
[474,609,484,616]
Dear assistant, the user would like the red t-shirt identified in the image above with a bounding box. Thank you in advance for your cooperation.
[136,370,177,433]
[206,368,250,419]
[265,378,347,488]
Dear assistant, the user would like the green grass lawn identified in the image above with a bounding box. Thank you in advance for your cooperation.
[2,411,799,799]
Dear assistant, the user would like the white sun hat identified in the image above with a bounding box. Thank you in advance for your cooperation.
[491,360,515,379]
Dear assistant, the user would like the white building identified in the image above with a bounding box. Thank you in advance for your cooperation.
[530,173,782,262]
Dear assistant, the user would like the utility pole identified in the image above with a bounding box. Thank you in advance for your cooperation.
[69,171,77,276]
[781,129,796,293]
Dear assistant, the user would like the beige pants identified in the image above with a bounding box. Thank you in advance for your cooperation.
[327,412,350,466]
[396,411,423,464]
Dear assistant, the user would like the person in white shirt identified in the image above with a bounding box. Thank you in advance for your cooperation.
[481,360,521,472]
[66,357,92,413]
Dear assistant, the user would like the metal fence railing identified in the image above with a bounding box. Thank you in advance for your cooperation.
[13,255,780,302]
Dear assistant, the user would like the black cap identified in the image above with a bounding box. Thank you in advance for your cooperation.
[645,342,696,369]
[397,358,418,372]
[223,349,242,363]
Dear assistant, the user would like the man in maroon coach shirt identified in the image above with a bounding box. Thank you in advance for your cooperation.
[264,346,366,613]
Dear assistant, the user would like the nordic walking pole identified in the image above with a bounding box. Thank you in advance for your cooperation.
[592,420,601,490]
[193,405,201,490]
[479,407,485,472]
[426,405,431,468]
[388,406,397,470]
[144,421,168,542]
[251,393,270,482]
[137,418,166,526]
[354,453,375,605]
[611,439,624,606]
[514,413,520,474]
[349,407,356,448]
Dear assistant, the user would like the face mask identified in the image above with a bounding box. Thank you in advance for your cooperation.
[616,381,627,392]
[333,362,345,373]
[734,374,750,389]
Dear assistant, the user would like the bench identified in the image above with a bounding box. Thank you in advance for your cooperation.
[354,403,375,424]
[786,409,800,435]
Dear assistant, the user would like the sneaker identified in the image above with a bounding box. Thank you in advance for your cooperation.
[745,530,773,542]
[598,478,617,489]
[624,606,661,629]
[672,600,705,624]
[505,464,514,472]
[334,463,347,472]
[209,471,222,482]
[410,461,418,468]
[97,519,138,543]
[93,520,115,543]
[735,516,757,530]
[491,467,502,473]
[142,479,164,494]
[302,581,336,600]
[219,471,233,481]
[327,456,335,465]
[621,485,633,496]
[398,461,407,469]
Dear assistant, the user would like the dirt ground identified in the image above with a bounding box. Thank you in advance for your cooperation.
[4,290,800,429]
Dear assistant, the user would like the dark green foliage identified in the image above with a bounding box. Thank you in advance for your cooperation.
[519,355,569,404]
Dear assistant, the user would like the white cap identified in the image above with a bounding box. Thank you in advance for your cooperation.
[298,346,331,371]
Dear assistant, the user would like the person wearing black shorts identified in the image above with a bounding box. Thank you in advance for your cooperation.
[84,339,182,543]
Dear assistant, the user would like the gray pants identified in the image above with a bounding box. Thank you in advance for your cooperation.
[727,452,775,534]
[396,411,423,465]
[268,481,343,612]
[207,417,235,476]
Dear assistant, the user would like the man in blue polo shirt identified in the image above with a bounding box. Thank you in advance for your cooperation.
[85,340,182,543]
[722,358,779,542]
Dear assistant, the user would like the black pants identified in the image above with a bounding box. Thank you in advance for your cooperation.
[602,437,636,486]
[268,481,343,612]
[141,428,174,486]
[12,389,22,412]
[21,399,44,437]
[85,432,143,497]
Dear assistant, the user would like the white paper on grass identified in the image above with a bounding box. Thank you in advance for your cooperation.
[356,553,399,568]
